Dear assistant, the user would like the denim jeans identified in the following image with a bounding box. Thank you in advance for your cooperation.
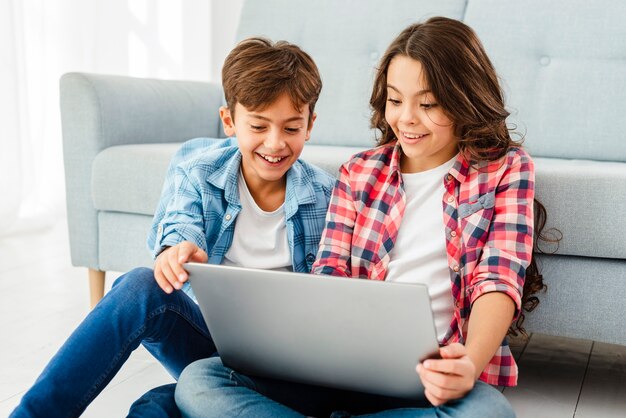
[10,267,216,418]
[127,384,180,418]
[175,357,515,418]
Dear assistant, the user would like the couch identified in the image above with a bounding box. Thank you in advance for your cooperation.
[60,0,626,345]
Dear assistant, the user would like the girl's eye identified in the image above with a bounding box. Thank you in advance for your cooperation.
[420,103,437,110]
[285,127,301,134]
[387,98,401,106]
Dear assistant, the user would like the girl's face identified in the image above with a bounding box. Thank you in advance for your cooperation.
[385,55,459,173]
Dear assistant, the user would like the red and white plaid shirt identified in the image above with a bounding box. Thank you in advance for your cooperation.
[312,141,535,387]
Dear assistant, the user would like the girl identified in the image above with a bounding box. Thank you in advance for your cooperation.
[176,17,546,417]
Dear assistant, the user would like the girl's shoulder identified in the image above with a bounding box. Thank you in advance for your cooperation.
[468,146,534,174]
[342,143,397,171]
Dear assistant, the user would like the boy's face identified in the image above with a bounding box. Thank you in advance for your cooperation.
[220,92,315,193]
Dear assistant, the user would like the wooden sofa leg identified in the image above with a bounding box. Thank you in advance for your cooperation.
[88,269,106,309]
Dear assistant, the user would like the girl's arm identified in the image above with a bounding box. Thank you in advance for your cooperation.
[418,149,535,405]
[417,293,515,406]
[311,164,355,277]
[465,292,515,377]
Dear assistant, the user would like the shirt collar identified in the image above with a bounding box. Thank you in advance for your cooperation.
[389,140,468,183]
[205,146,317,216]
[205,146,241,206]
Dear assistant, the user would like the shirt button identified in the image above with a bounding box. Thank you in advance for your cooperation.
[306,253,316,263]
[446,174,452,181]
[450,231,457,237]
[225,214,232,221]
[453,265,460,272]
[157,225,163,234]
[447,196,455,203]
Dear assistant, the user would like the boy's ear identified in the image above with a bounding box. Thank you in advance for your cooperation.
[305,112,317,141]
[219,106,236,137]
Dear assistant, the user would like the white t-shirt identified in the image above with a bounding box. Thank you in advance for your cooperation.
[386,156,457,342]
[223,170,292,271]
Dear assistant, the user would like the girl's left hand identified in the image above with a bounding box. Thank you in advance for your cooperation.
[416,343,476,406]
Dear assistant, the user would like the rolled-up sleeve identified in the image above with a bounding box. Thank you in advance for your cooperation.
[312,165,355,277]
[152,165,208,258]
[467,150,535,320]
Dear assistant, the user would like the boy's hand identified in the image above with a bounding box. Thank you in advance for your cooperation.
[154,241,208,294]
[416,343,476,406]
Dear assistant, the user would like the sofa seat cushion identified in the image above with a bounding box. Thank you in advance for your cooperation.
[92,144,626,261]
[92,143,180,216]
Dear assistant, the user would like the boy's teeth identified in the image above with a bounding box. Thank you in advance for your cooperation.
[261,154,283,163]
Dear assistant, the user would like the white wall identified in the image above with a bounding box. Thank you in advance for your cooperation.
[0,0,243,235]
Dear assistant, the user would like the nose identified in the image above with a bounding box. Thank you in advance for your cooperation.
[263,130,287,151]
[399,103,419,126]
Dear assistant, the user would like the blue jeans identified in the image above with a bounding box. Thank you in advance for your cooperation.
[10,267,216,418]
[175,357,515,418]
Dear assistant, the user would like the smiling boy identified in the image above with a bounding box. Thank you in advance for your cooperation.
[11,37,334,418]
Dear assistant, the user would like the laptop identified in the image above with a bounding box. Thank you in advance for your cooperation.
[186,262,440,400]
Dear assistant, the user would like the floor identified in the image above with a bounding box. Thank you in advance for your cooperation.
[0,219,624,417]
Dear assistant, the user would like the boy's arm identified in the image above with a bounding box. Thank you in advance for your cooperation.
[311,165,355,277]
[155,164,209,256]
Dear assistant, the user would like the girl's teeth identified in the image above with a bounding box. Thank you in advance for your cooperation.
[404,132,425,139]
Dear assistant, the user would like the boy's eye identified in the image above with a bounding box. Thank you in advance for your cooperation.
[285,127,301,134]
[387,98,401,106]
[250,125,266,131]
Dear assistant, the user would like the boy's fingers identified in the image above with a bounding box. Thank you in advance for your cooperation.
[188,247,208,263]
[176,242,193,264]
[160,258,182,290]
[167,246,188,283]
[154,266,174,294]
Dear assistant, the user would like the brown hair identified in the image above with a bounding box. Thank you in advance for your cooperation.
[371,17,558,335]
[222,37,322,125]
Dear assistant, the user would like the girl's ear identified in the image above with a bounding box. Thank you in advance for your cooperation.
[219,106,236,137]
[305,112,317,141]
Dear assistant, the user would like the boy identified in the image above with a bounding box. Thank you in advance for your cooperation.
[11,37,333,418]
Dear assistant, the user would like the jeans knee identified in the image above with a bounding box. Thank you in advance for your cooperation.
[175,358,230,412]
[443,381,515,418]
[112,267,158,292]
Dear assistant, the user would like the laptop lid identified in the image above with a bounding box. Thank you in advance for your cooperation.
[186,262,440,400]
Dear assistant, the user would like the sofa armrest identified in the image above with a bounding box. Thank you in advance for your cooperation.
[60,72,224,270]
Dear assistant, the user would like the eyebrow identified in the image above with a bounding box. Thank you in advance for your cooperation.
[387,84,431,96]
[248,115,305,123]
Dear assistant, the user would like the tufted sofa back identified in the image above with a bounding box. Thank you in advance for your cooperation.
[237,0,626,162]
[236,0,467,148]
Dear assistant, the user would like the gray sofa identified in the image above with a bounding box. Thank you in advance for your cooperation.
[61,0,626,345]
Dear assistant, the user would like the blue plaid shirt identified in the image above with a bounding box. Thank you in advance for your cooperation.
[147,137,335,275]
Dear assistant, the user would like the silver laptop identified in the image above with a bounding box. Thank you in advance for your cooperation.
[186,262,440,400]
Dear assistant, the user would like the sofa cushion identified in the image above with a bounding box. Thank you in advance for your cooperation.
[465,0,626,162]
[92,143,180,216]
[93,143,626,261]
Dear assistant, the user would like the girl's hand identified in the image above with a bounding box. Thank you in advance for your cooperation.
[154,241,208,294]
[416,343,476,406]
